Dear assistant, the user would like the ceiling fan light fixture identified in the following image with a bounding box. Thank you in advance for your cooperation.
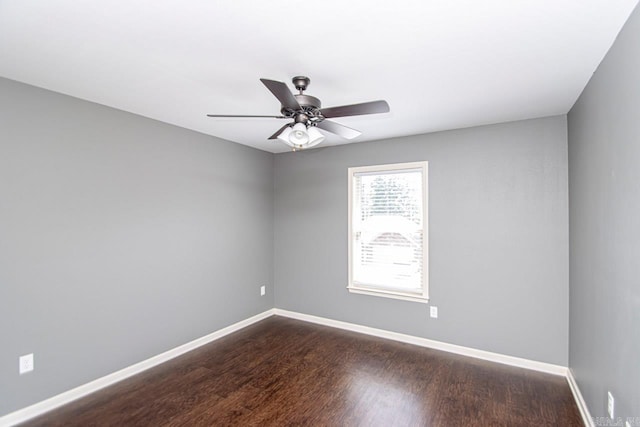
[276,123,325,150]
[306,126,325,148]
[289,123,309,145]
[276,126,293,145]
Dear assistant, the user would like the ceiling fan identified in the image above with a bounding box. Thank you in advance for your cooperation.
[207,76,390,150]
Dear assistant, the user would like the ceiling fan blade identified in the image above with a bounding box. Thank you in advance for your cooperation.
[321,100,390,118]
[260,78,301,111]
[268,123,292,140]
[316,120,362,140]
[207,114,286,118]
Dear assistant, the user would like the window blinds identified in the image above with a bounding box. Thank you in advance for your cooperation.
[352,168,424,293]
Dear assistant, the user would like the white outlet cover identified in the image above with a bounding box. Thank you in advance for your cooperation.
[607,391,614,419]
[260,285,266,296]
[19,353,34,374]
[430,306,438,318]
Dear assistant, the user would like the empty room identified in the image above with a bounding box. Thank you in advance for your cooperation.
[1,1,639,426]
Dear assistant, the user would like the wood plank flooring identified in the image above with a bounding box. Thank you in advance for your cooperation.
[21,316,583,426]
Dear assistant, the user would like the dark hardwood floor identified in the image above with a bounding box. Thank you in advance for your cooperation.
[21,316,583,426]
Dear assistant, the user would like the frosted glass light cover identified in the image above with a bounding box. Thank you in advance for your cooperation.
[289,123,309,145]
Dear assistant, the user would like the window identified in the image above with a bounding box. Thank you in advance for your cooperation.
[348,161,428,303]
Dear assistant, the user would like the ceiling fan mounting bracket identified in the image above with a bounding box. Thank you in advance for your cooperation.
[292,76,311,92]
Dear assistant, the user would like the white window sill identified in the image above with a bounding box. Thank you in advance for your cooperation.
[347,285,429,304]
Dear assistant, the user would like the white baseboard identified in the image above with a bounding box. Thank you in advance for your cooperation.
[567,368,594,427]
[0,309,275,427]
[274,308,568,376]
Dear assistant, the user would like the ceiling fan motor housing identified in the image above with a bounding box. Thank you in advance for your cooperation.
[282,94,322,123]
[278,76,323,124]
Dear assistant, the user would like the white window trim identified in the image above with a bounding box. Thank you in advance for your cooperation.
[347,161,429,303]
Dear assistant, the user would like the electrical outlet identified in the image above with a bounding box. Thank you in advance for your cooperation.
[430,306,438,318]
[260,285,266,296]
[19,353,34,375]
[607,391,614,419]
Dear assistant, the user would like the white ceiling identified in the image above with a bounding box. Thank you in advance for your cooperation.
[1,1,638,153]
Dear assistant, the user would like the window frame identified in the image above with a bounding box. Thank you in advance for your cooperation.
[347,161,429,303]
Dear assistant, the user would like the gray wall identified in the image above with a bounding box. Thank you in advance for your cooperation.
[568,2,640,422]
[0,75,577,418]
[274,116,569,366]
[0,77,274,416]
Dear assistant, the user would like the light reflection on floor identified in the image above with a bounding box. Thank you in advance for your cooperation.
[346,368,431,426]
